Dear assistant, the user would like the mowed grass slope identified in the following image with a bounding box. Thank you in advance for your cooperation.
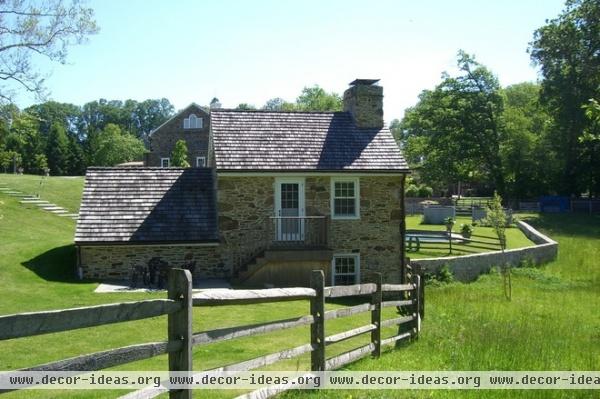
[0,173,84,212]
[0,178,598,399]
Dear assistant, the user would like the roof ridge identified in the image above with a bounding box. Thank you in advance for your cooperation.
[212,108,347,115]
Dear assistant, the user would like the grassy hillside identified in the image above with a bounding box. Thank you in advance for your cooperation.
[285,212,600,399]
[0,173,84,212]
[0,182,598,398]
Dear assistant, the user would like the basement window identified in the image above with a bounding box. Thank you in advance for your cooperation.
[183,114,203,129]
[331,178,360,219]
[160,158,170,168]
[332,254,360,285]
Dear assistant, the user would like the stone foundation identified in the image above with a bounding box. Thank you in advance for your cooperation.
[79,245,224,280]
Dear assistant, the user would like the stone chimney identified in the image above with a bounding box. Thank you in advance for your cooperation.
[343,79,383,129]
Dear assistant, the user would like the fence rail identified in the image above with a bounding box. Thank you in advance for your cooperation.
[0,269,424,399]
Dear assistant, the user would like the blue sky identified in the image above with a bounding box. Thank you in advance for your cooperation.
[25,0,565,121]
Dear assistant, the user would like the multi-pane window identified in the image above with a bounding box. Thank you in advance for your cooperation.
[196,156,206,167]
[332,178,359,218]
[281,183,299,212]
[183,114,203,129]
[160,158,170,168]
[332,254,360,285]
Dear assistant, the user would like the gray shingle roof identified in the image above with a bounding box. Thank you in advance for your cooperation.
[75,168,218,245]
[211,110,409,172]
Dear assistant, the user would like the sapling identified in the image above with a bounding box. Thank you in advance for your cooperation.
[483,192,510,299]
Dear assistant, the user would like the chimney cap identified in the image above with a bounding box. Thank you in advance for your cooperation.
[349,79,380,86]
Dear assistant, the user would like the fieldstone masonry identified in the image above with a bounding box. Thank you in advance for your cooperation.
[343,83,384,129]
[79,245,223,280]
[79,175,405,283]
[411,221,558,281]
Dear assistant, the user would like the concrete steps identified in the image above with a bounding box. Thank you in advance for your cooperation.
[1,184,77,220]
[42,206,64,211]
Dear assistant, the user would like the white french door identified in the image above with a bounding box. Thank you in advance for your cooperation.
[274,178,305,241]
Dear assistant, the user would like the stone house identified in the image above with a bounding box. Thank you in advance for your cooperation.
[145,103,210,168]
[75,79,410,287]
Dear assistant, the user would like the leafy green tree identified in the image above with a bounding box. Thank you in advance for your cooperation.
[171,139,190,167]
[401,51,505,194]
[263,98,286,111]
[236,103,256,110]
[46,122,69,175]
[579,99,600,195]
[0,0,98,102]
[33,154,48,174]
[295,86,342,111]
[500,83,555,199]
[0,150,21,173]
[25,101,82,139]
[90,123,146,166]
[529,0,600,196]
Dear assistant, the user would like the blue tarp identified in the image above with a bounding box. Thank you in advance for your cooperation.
[539,196,570,213]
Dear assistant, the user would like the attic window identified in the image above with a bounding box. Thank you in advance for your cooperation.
[183,114,203,129]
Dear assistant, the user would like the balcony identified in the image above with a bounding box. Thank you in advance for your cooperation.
[269,216,328,249]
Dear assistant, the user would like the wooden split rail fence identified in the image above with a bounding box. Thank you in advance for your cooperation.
[0,269,424,399]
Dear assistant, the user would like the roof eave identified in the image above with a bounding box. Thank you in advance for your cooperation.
[216,168,410,174]
[75,239,221,247]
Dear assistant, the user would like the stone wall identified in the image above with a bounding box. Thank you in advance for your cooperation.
[147,105,210,167]
[411,221,558,282]
[216,176,274,274]
[78,244,224,280]
[78,174,405,284]
[214,175,404,284]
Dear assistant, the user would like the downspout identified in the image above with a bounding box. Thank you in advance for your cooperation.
[399,174,407,283]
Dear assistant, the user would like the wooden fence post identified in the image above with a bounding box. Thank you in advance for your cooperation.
[310,270,325,371]
[419,273,425,321]
[371,273,382,358]
[413,274,421,340]
[168,268,193,399]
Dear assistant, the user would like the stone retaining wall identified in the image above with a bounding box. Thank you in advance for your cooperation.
[410,221,558,282]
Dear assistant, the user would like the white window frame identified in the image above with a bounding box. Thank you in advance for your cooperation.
[331,253,360,286]
[196,156,206,167]
[183,114,203,129]
[330,177,360,220]
[160,158,170,168]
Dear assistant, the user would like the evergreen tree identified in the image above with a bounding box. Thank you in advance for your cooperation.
[67,135,86,175]
[171,140,190,167]
[46,123,69,175]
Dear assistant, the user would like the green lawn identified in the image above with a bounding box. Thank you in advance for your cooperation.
[406,215,534,259]
[0,173,84,212]
[0,182,598,399]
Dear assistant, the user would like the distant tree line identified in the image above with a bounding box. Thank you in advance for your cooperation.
[0,85,343,176]
[395,0,599,200]
[0,99,174,175]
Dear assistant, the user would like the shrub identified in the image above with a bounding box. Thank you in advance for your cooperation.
[417,185,433,198]
[460,223,473,238]
[405,184,419,197]
[438,265,455,283]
